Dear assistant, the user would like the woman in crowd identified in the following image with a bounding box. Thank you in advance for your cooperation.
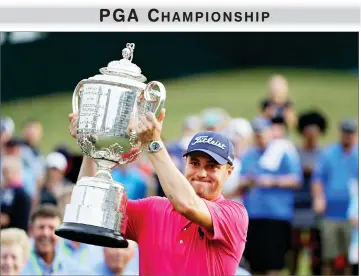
[1,228,31,276]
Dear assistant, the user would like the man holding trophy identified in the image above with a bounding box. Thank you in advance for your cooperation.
[56,43,248,275]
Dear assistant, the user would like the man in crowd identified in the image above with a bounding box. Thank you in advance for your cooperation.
[312,119,358,276]
[200,107,230,132]
[92,240,139,275]
[240,117,301,276]
[68,109,248,275]
[111,163,148,200]
[1,228,31,276]
[22,204,93,275]
[39,151,73,206]
[260,74,297,128]
[20,119,46,184]
[291,110,327,275]
[0,156,31,232]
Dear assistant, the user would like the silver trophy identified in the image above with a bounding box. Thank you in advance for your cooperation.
[55,43,166,248]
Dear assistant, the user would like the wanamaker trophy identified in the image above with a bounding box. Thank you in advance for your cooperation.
[55,43,166,248]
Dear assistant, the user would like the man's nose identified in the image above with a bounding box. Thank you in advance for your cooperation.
[196,168,207,178]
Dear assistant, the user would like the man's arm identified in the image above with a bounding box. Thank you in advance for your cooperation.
[148,148,214,232]
[311,152,327,214]
[78,156,97,179]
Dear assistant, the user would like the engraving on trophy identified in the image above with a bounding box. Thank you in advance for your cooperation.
[113,91,137,137]
[78,84,104,135]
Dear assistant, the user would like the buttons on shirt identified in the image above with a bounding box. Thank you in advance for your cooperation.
[180,240,183,244]
[183,227,186,231]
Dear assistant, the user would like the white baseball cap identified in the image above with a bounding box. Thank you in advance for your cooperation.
[46,152,67,171]
[224,118,253,141]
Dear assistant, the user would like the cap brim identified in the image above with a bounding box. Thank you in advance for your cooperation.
[183,149,229,165]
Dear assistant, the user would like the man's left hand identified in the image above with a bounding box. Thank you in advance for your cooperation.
[137,108,166,145]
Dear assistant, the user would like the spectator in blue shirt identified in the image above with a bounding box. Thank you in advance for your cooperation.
[22,204,94,275]
[112,164,147,200]
[241,117,301,275]
[57,239,105,268]
[312,118,358,276]
[92,240,139,275]
[348,180,358,276]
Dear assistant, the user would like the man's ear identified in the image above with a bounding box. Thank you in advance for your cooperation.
[225,165,234,180]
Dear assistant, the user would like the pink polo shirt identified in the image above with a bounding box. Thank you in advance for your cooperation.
[124,195,248,275]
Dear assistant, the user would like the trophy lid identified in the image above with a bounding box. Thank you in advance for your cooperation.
[99,43,147,83]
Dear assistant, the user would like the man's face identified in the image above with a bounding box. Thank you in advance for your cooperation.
[47,168,65,184]
[268,77,288,104]
[23,122,43,146]
[303,125,321,144]
[254,128,272,148]
[30,216,61,256]
[271,124,286,139]
[340,131,356,148]
[1,244,25,276]
[103,247,133,274]
[184,152,233,201]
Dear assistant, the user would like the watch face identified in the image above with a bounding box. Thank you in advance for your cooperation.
[151,141,160,151]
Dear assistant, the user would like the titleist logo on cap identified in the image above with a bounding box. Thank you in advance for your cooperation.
[191,136,226,150]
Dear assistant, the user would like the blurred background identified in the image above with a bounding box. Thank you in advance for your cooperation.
[0,32,358,276]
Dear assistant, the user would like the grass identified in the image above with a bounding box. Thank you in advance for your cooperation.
[1,68,358,155]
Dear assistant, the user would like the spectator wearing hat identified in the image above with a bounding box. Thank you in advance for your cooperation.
[312,118,358,276]
[222,118,253,202]
[241,117,301,275]
[290,110,327,275]
[38,152,74,206]
[1,228,31,276]
[200,107,230,132]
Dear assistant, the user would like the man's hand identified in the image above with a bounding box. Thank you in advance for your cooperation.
[0,213,10,227]
[257,175,276,187]
[68,112,79,139]
[137,109,166,145]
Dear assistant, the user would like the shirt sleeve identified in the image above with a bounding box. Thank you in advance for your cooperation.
[239,151,254,180]
[124,197,158,242]
[283,151,302,181]
[202,200,248,249]
[348,196,358,220]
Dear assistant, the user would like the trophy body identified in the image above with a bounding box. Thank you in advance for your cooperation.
[55,43,166,248]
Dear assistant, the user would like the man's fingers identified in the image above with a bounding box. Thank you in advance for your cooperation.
[157,108,166,123]
[68,112,78,122]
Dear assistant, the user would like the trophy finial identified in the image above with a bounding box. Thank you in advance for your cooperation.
[122,43,135,62]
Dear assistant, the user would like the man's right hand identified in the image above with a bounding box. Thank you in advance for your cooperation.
[68,112,79,138]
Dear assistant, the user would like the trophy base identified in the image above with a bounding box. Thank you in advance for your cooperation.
[55,222,129,248]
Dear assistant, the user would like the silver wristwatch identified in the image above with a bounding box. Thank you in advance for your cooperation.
[148,140,164,153]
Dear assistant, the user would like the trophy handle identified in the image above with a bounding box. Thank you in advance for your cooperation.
[144,81,166,117]
[72,83,83,113]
